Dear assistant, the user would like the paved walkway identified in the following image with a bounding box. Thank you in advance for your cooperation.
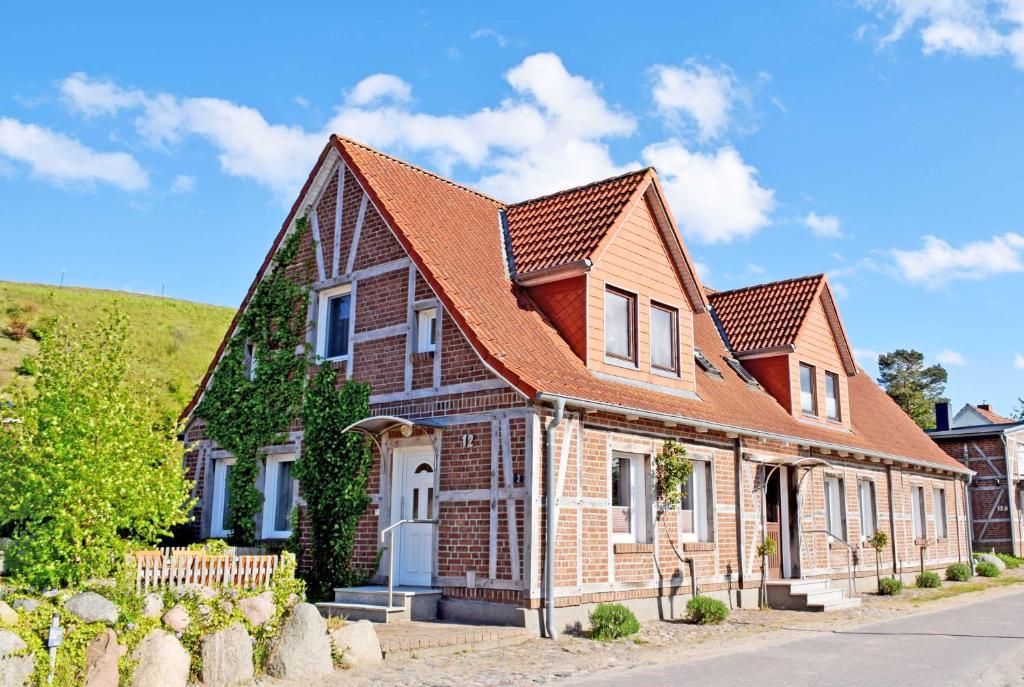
[374,620,528,655]
[568,590,1024,686]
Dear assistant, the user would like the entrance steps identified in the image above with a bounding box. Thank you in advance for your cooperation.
[316,586,442,623]
[765,578,861,612]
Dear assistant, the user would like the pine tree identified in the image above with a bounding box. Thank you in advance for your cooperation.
[877,349,948,429]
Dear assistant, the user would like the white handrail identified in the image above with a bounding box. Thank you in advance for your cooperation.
[805,528,856,599]
[380,519,438,608]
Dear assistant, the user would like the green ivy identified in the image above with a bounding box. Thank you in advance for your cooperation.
[196,218,311,545]
[295,365,373,600]
[655,439,692,508]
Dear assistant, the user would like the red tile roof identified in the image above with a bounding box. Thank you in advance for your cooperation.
[184,135,965,473]
[708,275,824,353]
[505,169,651,275]
[970,404,1017,425]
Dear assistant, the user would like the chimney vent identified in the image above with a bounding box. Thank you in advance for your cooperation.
[934,401,951,431]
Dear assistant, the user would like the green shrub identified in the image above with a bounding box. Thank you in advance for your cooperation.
[686,595,729,624]
[976,561,1000,577]
[994,553,1023,569]
[877,577,904,595]
[915,571,942,588]
[13,355,37,376]
[588,603,641,640]
[946,562,971,581]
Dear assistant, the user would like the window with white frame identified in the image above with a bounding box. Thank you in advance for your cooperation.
[800,363,817,415]
[316,285,352,361]
[825,372,840,421]
[824,475,847,540]
[243,342,257,381]
[649,302,679,374]
[1016,440,1024,476]
[679,459,714,542]
[416,307,438,353]
[211,458,236,538]
[911,485,926,539]
[262,454,297,539]
[611,451,648,543]
[604,287,636,364]
[933,487,948,539]
[858,479,877,540]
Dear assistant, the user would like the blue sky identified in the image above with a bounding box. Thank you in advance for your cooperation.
[1,1,1022,414]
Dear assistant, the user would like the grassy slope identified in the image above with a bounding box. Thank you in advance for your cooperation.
[0,281,235,418]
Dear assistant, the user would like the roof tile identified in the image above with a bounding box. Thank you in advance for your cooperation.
[708,275,824,353]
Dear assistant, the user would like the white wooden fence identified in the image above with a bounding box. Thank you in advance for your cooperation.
[133,551,279,591]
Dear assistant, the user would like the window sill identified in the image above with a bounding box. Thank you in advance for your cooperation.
[604,355,639,371]
[319,355,349,365]
[914,537,931,547]
[682,542,714,552]
[410,351,435,363]
[614,543,654,554]
[829,541,849,551]
[651,366,680,380]
[801,411,819,419]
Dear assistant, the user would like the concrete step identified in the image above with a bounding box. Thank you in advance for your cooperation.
[806,596,862,613]
[316,601,408,623]
[330,586,443,621]
[766,579,831,594]
[800,589,846,606]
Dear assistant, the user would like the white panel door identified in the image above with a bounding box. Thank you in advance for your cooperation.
[390,447,435,587]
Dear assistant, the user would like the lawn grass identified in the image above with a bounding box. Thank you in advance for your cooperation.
[909,571,1024,604]
[0,281,235,418]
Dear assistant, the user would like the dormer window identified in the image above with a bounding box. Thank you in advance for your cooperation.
[825,372,840,421]
[799,363,817,415]
[316,284,352,361]
[695,347,722,378]
[416,307,437,353]
[650,302,678,374]
[604,286,636,364]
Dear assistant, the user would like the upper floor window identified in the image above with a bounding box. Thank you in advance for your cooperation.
[932,487,948,539]
[416,307,438,354]
[243,342,257,381]
[611,451,648,543]
[316,285,352,361]
[825,372,840,421]
[604,286,636,364]
[799,363,817,415]
[649,302,678,374]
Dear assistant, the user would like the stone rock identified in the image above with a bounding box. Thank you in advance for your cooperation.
[84,629,126,687]
[130,629,189,687]
[218,600,234,615]
[9,600,36,613]
[0,603,16,627]
[141,593,163,619]
[977,553,1006,570]
[161,604,190,633]
[173,584,217,600]
[65,592,119,625]
[200,623,254,687]
[0,630,33,687]
[330,620,382,667]
[237,592,275,627]
[265,603,333,680]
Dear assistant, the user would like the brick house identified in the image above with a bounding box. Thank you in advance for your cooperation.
[181,135,971,634]
[928,402,1023,557]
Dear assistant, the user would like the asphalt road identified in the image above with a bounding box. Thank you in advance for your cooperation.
[568,591,1024,686]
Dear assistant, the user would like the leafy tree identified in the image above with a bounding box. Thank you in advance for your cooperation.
[867,530,889,591]
[877,349,948,429]
[1013,397,1024,421]
[0,311,193,587]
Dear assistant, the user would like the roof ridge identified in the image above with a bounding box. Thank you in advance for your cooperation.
[709,273,825,299]
[508,167,652,209]
[332,134,506,207]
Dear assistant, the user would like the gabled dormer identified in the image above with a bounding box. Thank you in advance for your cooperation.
[708,275,857,430]
[505,169,707,398]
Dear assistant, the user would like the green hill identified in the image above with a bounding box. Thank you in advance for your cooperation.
[0,281,235,418]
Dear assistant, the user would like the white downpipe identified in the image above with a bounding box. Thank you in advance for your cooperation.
[544,398,565,639]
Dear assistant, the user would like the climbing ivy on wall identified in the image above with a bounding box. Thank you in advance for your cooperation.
[295,365,374,600]
[196,218,311,545]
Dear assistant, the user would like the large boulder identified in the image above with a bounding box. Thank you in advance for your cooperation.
[0,630,34,687]
[130,630,189,687]
[330,620,382,667]
[237,592,275,627]
[84,629,126,687]
[161,604,190,633]
[201,623,254,687]
[9,600,36,613]
[0,603,16,627]
[265,603,333,680]
[976,553,1006,571]
[141,593,163,619]
[65,592,118,625]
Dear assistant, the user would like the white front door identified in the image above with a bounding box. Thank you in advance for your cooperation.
[389,446,435,587]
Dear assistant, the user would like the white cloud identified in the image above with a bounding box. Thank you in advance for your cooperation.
[642,140,775,243]
[293,96,310,109]
[936,348,966,366]
[830,281,850,298]
[803,211,843,238]
[169,174,196,194]
[650,60,746,141]
[693,261,712,280]
[470,28,508,47]
[863,0,1024,69]
[0,117,148,190]
[746,263,767,275]
[346,74,413,106]
[60,72,145,116]
[891,232,1024,286]
[1014,352,1024,369]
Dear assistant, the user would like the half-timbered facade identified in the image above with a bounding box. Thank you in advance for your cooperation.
[182,135,972,635]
